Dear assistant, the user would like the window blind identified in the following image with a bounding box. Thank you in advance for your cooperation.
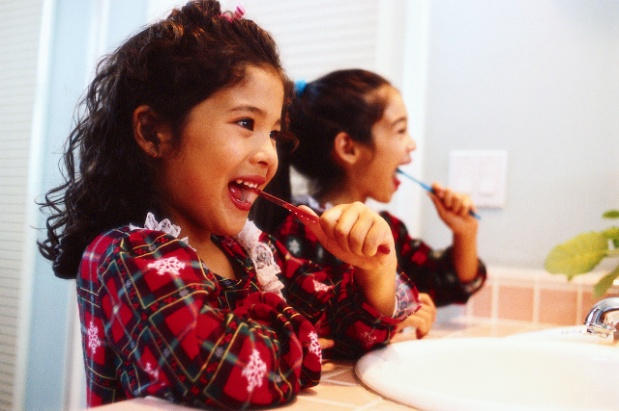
[0,1,44,410]
[241,0,380,80]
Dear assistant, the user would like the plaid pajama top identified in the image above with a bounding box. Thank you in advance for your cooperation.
[273,197,486,307]
[76,220,417,409]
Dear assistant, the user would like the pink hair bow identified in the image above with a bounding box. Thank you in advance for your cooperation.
[222,4,245,21]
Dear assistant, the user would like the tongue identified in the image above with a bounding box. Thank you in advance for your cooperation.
[230,182,258,205]
[229,183,248,202]
[393,175,401,189]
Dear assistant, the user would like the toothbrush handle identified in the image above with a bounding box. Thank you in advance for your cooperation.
[427,186,481,220]
[430,188,481,220]
[467,209,481,220]
[397,169,481,219]
[256,189,392,253]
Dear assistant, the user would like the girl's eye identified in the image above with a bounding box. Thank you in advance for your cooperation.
[238,118,255,131]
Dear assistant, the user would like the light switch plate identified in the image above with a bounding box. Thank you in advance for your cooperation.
[448,150,507,208]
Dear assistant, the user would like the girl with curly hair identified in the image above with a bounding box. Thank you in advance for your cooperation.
[37,2,418,409]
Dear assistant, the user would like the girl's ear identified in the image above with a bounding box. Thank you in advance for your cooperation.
[332,131,360,165]
[132,105,172,158]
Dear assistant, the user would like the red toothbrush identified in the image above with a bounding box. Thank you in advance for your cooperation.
[255,189,390,255]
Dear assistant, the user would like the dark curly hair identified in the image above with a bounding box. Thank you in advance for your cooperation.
[252,69,391,233]
[289,69,391,195]
[38,0,293,279]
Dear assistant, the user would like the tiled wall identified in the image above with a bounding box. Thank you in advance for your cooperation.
[465,266,619,326]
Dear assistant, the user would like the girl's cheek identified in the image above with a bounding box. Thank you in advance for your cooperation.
[266,161,278,182]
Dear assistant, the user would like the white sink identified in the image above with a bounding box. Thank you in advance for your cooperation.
[509,325,614,345]
[355,337,619,411]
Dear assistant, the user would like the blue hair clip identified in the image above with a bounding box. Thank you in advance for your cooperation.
[294,80,307,95]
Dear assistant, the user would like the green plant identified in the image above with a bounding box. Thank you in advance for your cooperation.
[545,209,619,298]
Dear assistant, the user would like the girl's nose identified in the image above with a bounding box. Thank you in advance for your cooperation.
[253,133,278,168]
[406,134,417,153]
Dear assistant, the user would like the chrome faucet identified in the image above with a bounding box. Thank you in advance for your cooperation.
[584,297,619,341]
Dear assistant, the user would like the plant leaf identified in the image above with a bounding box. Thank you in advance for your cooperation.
[602,226,619,236]
[603,210,619,219]
[593,264,619,298]
[602,226,619,243]
[544,231,608,279]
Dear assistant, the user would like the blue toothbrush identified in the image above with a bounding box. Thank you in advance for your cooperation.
[396,168,481,220]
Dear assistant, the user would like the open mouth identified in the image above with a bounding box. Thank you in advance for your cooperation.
[393,170,401,187]
[229,179,259,205]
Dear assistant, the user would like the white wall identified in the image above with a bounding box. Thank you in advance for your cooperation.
[246,0,619,271]
[418,0,619,268]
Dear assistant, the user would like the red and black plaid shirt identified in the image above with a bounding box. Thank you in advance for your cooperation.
[273,200,486,307]
[77,223,417,409]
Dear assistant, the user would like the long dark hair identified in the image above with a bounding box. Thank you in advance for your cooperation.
[38,0,292,279]
[253,69,391,232]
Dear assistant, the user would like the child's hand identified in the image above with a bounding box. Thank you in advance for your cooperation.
[429,183,478,236]
[391,293,437,342]
[319,338,335,351]
[430,183,481,284]
[298,202,396,271]
[298,202,398,316]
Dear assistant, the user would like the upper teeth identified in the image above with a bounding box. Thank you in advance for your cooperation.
[235,179,258,189]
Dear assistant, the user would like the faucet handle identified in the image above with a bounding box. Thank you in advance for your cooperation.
[584,297,619,341]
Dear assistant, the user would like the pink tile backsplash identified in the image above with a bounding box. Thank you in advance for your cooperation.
[538,288,578,325]
[468,281,493,317]
[497,285,534,321]
[465,266,619,326]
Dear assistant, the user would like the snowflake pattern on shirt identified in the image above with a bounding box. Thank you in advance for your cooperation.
[87,320,101,354]
[360,331,377,347]
[147,256,186,276]
[287,238,301,255]
[242,349,267,393]
[313,279,331,293]
[144,362,159,380]
[308,331,322,362]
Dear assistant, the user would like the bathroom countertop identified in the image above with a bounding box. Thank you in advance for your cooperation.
[89,317,558,411]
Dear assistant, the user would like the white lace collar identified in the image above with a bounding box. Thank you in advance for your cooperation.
[132,213,284,298]
[233,220,284,297]
[131,212,188,243]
